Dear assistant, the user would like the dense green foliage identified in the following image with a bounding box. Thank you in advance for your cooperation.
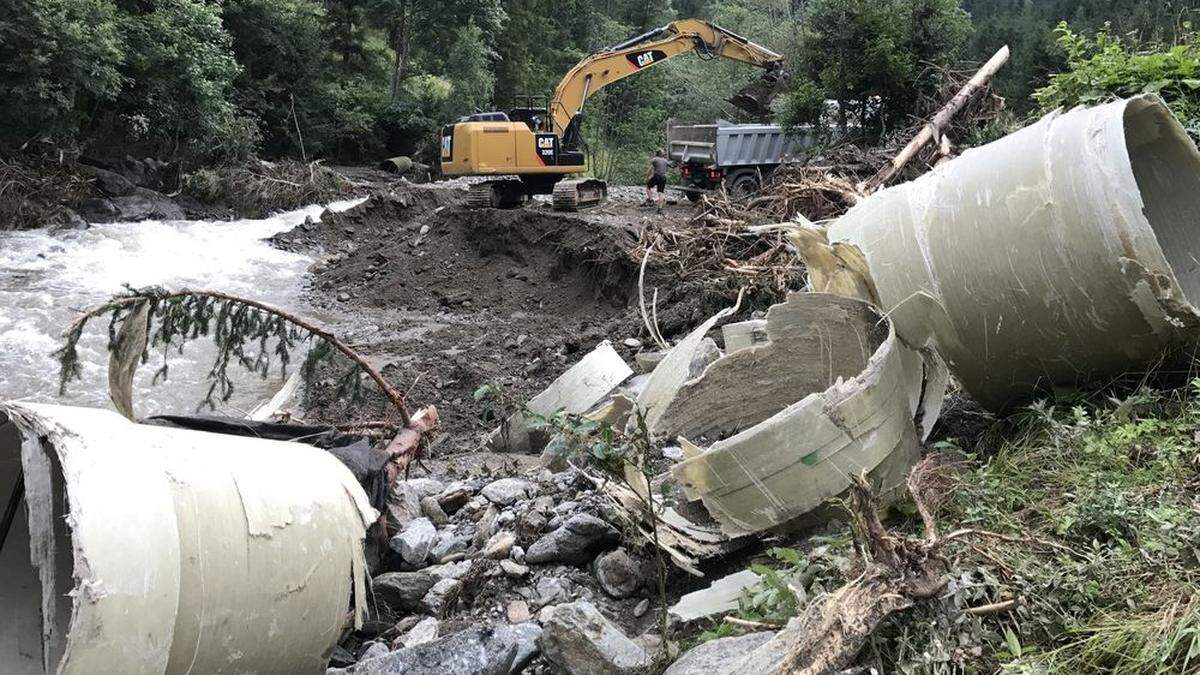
[1035,23,1200,139]
[2,0,1199,172]
[781,0,972,136]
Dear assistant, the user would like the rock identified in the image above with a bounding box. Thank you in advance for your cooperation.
[426,559,472,582]
[387,481,423,529]
[75,197,120,222]
[360,641,390,661]
[664,632,776,675]
[481,478,533,506]
[338,291,351,302]
[421,578,463,618]
[111,188,186,221]
[539,601,649,675]
[327,623,542,675]
[507,599,532,623]
[593,549,640,599]
[634,599,650,618]
[407,478,445,498]
[515,510,548,546]
[500,560,529,578]
[420,496,449,526]
[402,617,440,648]
[481,531,516,560]
[391,518,437,567]
[85,166,136,197]
[535,577,569,606]
[623,337,644,349]
[496,510,516,528]
[511,545,526,564]
[372,572,435,615]
[437,488,471,515]
[430,532,469,563]
[525,514,620,565]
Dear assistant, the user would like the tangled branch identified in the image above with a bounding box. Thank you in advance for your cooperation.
[55,286,411,425]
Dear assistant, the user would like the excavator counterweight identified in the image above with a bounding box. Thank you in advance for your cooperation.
[439,19,785,211]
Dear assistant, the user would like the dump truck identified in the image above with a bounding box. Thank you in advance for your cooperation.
[667,120,817,201]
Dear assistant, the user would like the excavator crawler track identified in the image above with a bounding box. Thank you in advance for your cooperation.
[552,179,608,212]
[467,180,526,209]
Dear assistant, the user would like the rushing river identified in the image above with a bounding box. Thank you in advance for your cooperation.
[0,199,364,416]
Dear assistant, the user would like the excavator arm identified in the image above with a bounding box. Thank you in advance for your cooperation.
[548,19,785,140]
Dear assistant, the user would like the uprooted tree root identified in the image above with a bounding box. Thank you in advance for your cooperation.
[765,458,1072,674]
[0,155,96,231]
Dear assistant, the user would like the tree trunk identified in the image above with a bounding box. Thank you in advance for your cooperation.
[389,2,410,101]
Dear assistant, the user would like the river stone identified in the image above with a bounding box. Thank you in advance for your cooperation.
[525,513,620,565]
[593,548,640,598]
[421,578,462,618]
[420,496,449,526]
[539,601,648,675]
[327,623,542,675]
[402,617,440,648]
[391,517,437,566]
[430,532,469,562]
[406,477,445,498]
[481,478,533,505]
[387,481,423,529]
[372,572,435,615]
[664,632,775,675]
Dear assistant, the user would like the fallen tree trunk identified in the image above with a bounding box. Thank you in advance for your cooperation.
[859,45,1010,194]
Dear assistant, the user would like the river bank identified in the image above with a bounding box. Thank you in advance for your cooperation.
[0,153,365,231]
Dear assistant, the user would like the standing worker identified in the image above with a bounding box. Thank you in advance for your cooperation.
[643,149,670,213]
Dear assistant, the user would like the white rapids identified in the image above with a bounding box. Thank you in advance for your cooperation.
[0,198,364,416]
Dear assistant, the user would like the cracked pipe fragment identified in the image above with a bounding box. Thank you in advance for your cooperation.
[822,95,1200,410]
[0,402,376,675]
[661,293,943,538]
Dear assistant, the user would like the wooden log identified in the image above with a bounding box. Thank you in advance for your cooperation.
[860,46,1010,194]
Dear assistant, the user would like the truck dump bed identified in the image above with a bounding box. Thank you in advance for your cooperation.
[667,121,816,167]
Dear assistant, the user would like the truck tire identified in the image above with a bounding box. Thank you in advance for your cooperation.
[728,172,760,200]
[685,190,703,203]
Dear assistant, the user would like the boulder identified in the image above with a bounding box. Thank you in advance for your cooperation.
[539,601,648,675]
[401,617,440,648]
[421,578,462,618]
[371,572,435,615]
[390,518,437,566]
[525,514,620,565]
[481,478,533,506]
[664,632,775,675]
[328,623,542,675]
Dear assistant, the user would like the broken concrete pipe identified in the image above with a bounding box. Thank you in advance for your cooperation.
[640,293,945,538]
[821,95,1200,410]
[1,402,375,675]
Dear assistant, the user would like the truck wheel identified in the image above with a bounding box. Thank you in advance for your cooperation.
[729,173,760,200]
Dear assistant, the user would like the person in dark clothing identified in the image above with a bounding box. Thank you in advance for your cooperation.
[644,149,669,212]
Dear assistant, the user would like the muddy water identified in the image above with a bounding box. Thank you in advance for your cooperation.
[0,199,364,416]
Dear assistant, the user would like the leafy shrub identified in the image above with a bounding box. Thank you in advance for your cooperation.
[1035,22,1200,139]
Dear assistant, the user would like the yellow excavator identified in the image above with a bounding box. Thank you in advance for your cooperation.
[439,19,786,210]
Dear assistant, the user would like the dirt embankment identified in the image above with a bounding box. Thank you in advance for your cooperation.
[276,187,714,449]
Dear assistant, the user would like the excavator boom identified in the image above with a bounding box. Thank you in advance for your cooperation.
[549,19,785,138]
[440,18,786,211]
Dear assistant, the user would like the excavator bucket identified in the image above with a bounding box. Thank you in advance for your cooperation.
[729,69,791,119]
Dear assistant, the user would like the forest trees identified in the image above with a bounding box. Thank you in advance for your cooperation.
[781,0,972,138]
[2,0,1199,172]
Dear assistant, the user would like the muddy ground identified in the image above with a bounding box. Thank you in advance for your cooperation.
[274,182,719,453]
